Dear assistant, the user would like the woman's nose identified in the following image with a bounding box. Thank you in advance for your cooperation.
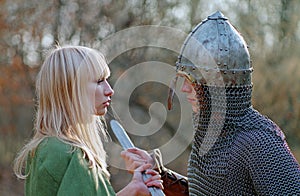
[104,81,114,96]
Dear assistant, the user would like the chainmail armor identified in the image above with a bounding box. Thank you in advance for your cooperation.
[187,84,300,195]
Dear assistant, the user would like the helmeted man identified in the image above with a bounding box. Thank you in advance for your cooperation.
[169,10,300,195]
[122,11,300,195]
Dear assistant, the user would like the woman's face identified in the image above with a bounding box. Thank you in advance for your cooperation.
[90,78,114,116]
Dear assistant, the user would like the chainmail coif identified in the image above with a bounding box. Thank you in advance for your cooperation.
[187,84,300,195]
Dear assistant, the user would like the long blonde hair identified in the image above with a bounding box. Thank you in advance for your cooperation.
[14,45,111,179]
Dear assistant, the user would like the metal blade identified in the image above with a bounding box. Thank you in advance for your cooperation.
[109,120,165,196]
[110,120,134,149]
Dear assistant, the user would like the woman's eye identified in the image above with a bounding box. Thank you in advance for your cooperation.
[97,79,104,84]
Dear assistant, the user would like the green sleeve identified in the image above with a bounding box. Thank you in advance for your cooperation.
[25,137,115,196]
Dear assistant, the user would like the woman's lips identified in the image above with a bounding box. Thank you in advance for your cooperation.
[103,100,111,106]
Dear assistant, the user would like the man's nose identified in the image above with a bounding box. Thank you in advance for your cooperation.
[181,79,192,93]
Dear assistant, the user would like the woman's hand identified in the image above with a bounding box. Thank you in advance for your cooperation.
[121,148,154,173]
[117,164,163,196]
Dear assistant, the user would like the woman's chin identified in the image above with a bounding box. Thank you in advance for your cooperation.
[95,108,107,116]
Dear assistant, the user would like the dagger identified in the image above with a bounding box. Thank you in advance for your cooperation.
[110,120,165,196]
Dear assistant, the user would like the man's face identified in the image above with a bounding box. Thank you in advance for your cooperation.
[178,74,199,113]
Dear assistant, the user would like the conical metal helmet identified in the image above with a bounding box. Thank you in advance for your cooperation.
[176,11,253,87]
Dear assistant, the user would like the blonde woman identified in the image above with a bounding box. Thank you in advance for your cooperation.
[14,46,162,196]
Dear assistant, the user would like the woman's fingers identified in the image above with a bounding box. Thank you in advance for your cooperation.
[121,148,154,173]
[121,151,149,173]
[121,149,144,163]
[145,169,159,176]
[145,179,164,190]
[144,169,161,183]
[144,172,164,190]
[132,166,163,190]
[131,164,152,183]
[123,148,153,163]
[127,148,149,158]
[135,163,152,172]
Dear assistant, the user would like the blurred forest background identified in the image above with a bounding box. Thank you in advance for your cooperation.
[0,0,300,195]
